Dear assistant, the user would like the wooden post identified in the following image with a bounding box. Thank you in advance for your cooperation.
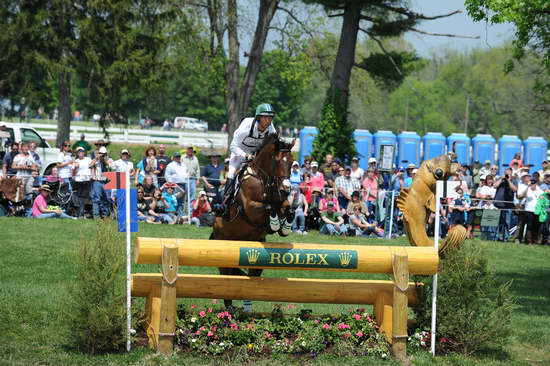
[373,291,393,343]
[145,286,161,349]
[392,252,409,361]
[158,244,178,354]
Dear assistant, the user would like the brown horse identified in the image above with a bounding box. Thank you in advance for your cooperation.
[210,134,295,308]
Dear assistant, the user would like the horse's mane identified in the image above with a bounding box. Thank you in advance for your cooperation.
[257,133,293,154]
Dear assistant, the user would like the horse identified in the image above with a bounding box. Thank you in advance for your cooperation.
[210,133,295,308]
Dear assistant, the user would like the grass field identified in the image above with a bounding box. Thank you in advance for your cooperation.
[1,218,549,365]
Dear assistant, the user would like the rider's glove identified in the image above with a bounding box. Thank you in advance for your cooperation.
[245,153,254,161]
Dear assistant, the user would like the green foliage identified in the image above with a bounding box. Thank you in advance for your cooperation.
[311,90,356,165]
[356,50,422,91]
[63,220,126,354]
[414,241,515,355]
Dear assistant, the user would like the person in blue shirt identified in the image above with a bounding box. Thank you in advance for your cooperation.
[403,163,416,188]
[201,153,224,203]
[289,161,302,187]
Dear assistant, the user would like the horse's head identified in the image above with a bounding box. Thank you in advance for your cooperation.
[254,134,295,186]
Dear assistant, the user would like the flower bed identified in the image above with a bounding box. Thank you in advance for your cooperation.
[173,303,391,359]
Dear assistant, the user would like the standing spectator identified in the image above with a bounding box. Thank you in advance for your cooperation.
[309,161,325,191]
[165,151,188,216]
[335,167,360,210]
[479,160,491,178]
[72,134,92,153]
[157,144,171,186]
[324,160,341,189]
[320,201,347,236]
[477,175,497,240]
[201,153,224,203]
[2,142,19,177]
[288,186,308,235]
[513,172,531,243]
[472,161,482,189]
[510,153,523,168]
[90,146,112,219]
[510,161,521,177]
[12,142,38,199]
[183,146,200,213]
[162,119,172,131]
[319,188,340,212]
[520,178,543,244]
[72,147,93,218]
[289,161,302,187]
[449,186,467,228]
[320,154,333,177]
[45,167,63,184]
[537,160,549,177]
[57,141,74,188]
[113,149,135,176]
[362,168,378,214]
[142,146,160,186]
[90,139,109,160]
[191,190,212,226]
[490,165,500,180]
[404,164,416,188]
[494,168,517,241]
[350,157,364,181]
[28,141,42,187]
[537,172,550,244]
[301,159,312,177]
[32,184,75,219]
[390,168,405,193]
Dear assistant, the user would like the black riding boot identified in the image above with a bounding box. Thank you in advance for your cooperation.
[220,178,234,220]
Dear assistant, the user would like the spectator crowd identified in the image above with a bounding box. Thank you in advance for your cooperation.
[1,139,550,245]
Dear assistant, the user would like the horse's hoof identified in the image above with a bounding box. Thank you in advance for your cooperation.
[269,215,280,232]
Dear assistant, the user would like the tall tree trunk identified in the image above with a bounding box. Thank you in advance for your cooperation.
[56,70,72,147]
[328,1,362,106]
[224,0,279,148]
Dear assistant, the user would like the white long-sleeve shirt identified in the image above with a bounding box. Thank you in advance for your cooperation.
[230,117,277,157]
[165,160,188,184]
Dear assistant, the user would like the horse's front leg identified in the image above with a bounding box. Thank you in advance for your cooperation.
[277,200,294,237]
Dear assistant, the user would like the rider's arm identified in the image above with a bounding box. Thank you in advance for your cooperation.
[229,119,252,157]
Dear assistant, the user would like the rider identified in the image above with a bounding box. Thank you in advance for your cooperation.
[218,103,277,219]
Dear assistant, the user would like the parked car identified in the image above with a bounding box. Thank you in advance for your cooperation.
[173,116,208,132]
[0,122,60,175]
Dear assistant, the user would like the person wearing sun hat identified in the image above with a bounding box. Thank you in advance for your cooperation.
[112,148,135,176]
[289,160,302,187]
[310,160,325,191]
[32,184,76,219]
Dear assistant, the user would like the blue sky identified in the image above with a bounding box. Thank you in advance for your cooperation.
[404,0,514,56]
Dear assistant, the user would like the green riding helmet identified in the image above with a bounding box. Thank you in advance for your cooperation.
[255,103,275,117]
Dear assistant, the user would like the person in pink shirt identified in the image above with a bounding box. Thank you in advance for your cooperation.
[309,161,325,191]
[319,188,340,212]
[32,184,76,219]
[362,168,378,212]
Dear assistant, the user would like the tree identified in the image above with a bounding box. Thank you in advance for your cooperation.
[465,0,550,111]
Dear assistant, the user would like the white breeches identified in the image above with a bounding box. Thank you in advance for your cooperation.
[227,153,246,179]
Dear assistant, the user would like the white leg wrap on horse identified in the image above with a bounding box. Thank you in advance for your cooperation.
[279,218,292,236]
[269,213,280,232]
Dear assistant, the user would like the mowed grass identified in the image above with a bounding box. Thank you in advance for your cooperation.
[0,218,549,365]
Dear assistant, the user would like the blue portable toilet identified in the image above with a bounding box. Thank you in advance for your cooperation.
[373,131,397,168]
[298,126,318,165]
[447,133,471,166]
[422,132,446,161]
[397,131,421,168]
[353,129,373,170]
[472,134,496,166]
[523,136,547,173]
[498,135,522,175]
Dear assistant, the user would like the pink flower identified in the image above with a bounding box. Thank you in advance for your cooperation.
[217,312,226,319]
[199,326,206,331]
[352,314,361,320]
[355,331,364,337]
[264,331,272,339]
[322,324,331,329]
[338,323,351,330]
[190,305,197,309]
[195,331,200,335]
[210,326,217,332]
[314,319,320,324]
[207,308,213,313]
[207,331,214,337]
[343,332,351,338]
[365,315,373,322]
[199,311,206,318]
[229,323,239,330]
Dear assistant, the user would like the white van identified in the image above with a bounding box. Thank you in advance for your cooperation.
[173,116,208,132]
[0,122,60,175]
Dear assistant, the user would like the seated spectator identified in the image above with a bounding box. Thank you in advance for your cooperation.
[151,189,176,224]
[289,161,302,187]
[161,183,181,217]
[319,188,339,212]
[319,201,347,236]
[350,157,364,181]
[45,167,63,184]
[32,184,76,219]
[348,204,384,238]
[490,165,500,180]
[191,190,212,226]
[288,186,308,235]
[346,190,368,216]
[301,159,312,177]
[320,153,333,176]
[325,161,341,188]
[137,188,157,223]
[305,188,323,231]
[310,161,325,191]
[139,175,157,200]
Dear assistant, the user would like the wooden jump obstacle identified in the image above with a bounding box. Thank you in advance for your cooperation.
[132,238,439,359]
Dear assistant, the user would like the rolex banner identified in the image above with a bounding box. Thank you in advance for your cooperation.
[239,248,358,269]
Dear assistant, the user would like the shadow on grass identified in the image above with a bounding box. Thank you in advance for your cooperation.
[497,267,550,317]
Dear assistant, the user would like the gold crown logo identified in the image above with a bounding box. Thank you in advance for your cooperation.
[339,252,352,267]
[246,249,260,264]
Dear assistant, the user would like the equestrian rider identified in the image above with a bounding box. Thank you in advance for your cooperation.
[218,103,277,219]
